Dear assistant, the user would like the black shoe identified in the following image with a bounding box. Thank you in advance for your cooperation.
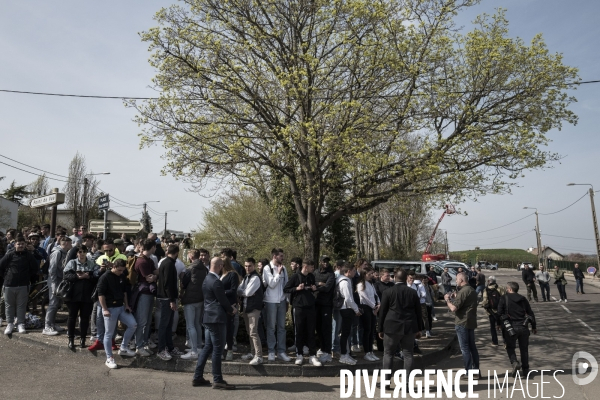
[582,292,586,294]
[68,338,76,351]
[511,361,521,378]
[413,345,422,355]
[192,377,211,387]
[212,380,236,390]
[522,369,530,376]
[376,382,391,390]
[80,338,87,348]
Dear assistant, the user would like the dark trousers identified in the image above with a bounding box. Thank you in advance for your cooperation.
[258,309,267,345]
[66,301,93,339]
[538,282,550,300]
[382,332,415,383]
[488,313,499,345]
[576,279,584,293]
[293,306,317,356]
[340,309,354,355]
[556,283,567,300]
[194,322,226,383]
[315,304,333,353]
[225,314,234,352]
[525,283,538,301]
[157,299,174,352]
[360,305,376,353]
[420,304,430,331]
[505,327,530,370]
[426,305,433,331]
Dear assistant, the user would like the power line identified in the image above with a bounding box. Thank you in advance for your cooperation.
[449,213,535,235]
[539,192,588,215]
[449,230,533,247]
[448,229,532,241]
[0,80,599,100]
[0,161,70,183]
[544,233,594,241]
[0,154,70,178]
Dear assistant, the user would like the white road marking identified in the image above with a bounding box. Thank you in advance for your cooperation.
[577,319,595,331]
[561,305,571,314]
[551,296,557,301]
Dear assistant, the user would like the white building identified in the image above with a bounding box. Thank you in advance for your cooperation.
[527,246,564,261]
[0,196,19,233]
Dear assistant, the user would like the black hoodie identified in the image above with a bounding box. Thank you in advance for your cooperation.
[313,265,335,306]
[497,292,536,330]
[0,250,39,287]
[283,271,317,308]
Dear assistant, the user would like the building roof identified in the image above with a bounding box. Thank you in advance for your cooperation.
[529,246,564,258]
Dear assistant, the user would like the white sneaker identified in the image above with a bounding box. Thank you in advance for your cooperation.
[564,299,568,303]
[278,352,291,362]
[309,356,322,367]
[319,353,332,363]
[241,353,254,361]
[157,350,172,361]
[303,346,309,356]
[295,355,303,365]
[316,349,324,357]
[118,347,136,357]
[347,354,357,363]
[105,357,118,369]
[339,354,357,365]
[370,352,380,361]
[268,353,276,361]
[181,351,198,360]
[556,299,561,302]
[53,325,65,333]
[287,345,297,352]
[426,331,432,338]
[136,348,152,357]
[42,327,59,336]
[143,345,155,354]
[432,316,438,321]
[351,345,361,353]
[249,356,263,365]
[4,324,14,335]
[17,324,26,334]
[147,341,157,349]
[115,334,123,342]
[364,353,376,361]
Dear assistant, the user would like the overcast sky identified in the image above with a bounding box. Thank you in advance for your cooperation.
[1,0,599,254]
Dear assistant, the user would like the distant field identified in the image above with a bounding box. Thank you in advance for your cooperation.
[449,248,537,268]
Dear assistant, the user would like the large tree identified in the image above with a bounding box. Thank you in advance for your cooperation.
[134,0,578,259]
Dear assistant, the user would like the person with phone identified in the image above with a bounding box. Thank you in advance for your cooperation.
[62,245,99,350]
[97,259,138,369]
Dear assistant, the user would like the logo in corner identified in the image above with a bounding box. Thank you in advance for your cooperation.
[572,351,598,385]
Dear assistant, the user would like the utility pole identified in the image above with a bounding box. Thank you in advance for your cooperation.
[445,230,449,259]
[567,183,600,277]
[588,188,600,277]
[164,211,167,236]
[82,177,88,227]
[50,188,58,238]
[534,211,544,268]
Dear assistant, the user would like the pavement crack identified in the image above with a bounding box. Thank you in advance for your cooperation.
[162,379,167,399]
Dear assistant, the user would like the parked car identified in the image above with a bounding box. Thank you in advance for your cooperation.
[477,261,498,270]
[518,262,534,271]
[371,260,456,296]
[437,261,470,273]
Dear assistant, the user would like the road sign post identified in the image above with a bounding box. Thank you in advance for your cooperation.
[29,189,65,238]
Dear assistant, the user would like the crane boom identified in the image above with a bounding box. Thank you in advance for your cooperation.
[422,204,455,261]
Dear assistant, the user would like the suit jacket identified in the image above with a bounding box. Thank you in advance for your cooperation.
[202,272,233,324]
[378,282,424,335]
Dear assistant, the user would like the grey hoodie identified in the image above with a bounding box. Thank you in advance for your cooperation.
[48,246,68,284]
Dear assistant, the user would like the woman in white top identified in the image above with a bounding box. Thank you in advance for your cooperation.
[357,266,380,362]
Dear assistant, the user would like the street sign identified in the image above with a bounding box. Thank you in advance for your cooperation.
[29,193,65,208]
[98,195,110,210]
[587,266,596,275]
[89,219,143,234]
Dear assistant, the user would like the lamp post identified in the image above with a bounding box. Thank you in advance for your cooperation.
[82,172,110,227]
[567,183,600,276]
[524,207,544,268]
[164,210,178,236]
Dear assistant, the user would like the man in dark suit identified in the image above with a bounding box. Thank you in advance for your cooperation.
[378,268,424,389]
[193,257,237,390]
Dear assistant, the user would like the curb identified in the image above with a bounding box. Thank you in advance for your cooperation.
[0,331,458,377]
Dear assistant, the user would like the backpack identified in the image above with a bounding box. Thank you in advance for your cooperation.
[486,287,501,311]
[126,255,139,286]
[333,278,347,309]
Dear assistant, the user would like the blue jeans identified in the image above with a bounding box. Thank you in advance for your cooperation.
[455,325,479,371]
[576,279,584,293]
[103,306,137,358]
[157,299,174,352]
[194,323,226,383]
[96,305,119,343]
[264,301,287,354]
[476,285,485,295]
[331,308,342,352]
[538,282,550,300]
[134,294,155,349]
[183,302,204,353]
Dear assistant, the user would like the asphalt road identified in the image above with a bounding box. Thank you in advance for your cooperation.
[1,268,599,399]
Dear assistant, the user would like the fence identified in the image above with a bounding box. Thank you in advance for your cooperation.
[548,259,596,273]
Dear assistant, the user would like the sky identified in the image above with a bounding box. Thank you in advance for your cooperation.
[0,0,599,254]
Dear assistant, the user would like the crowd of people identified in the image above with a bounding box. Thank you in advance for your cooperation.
[0,224,541,389]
